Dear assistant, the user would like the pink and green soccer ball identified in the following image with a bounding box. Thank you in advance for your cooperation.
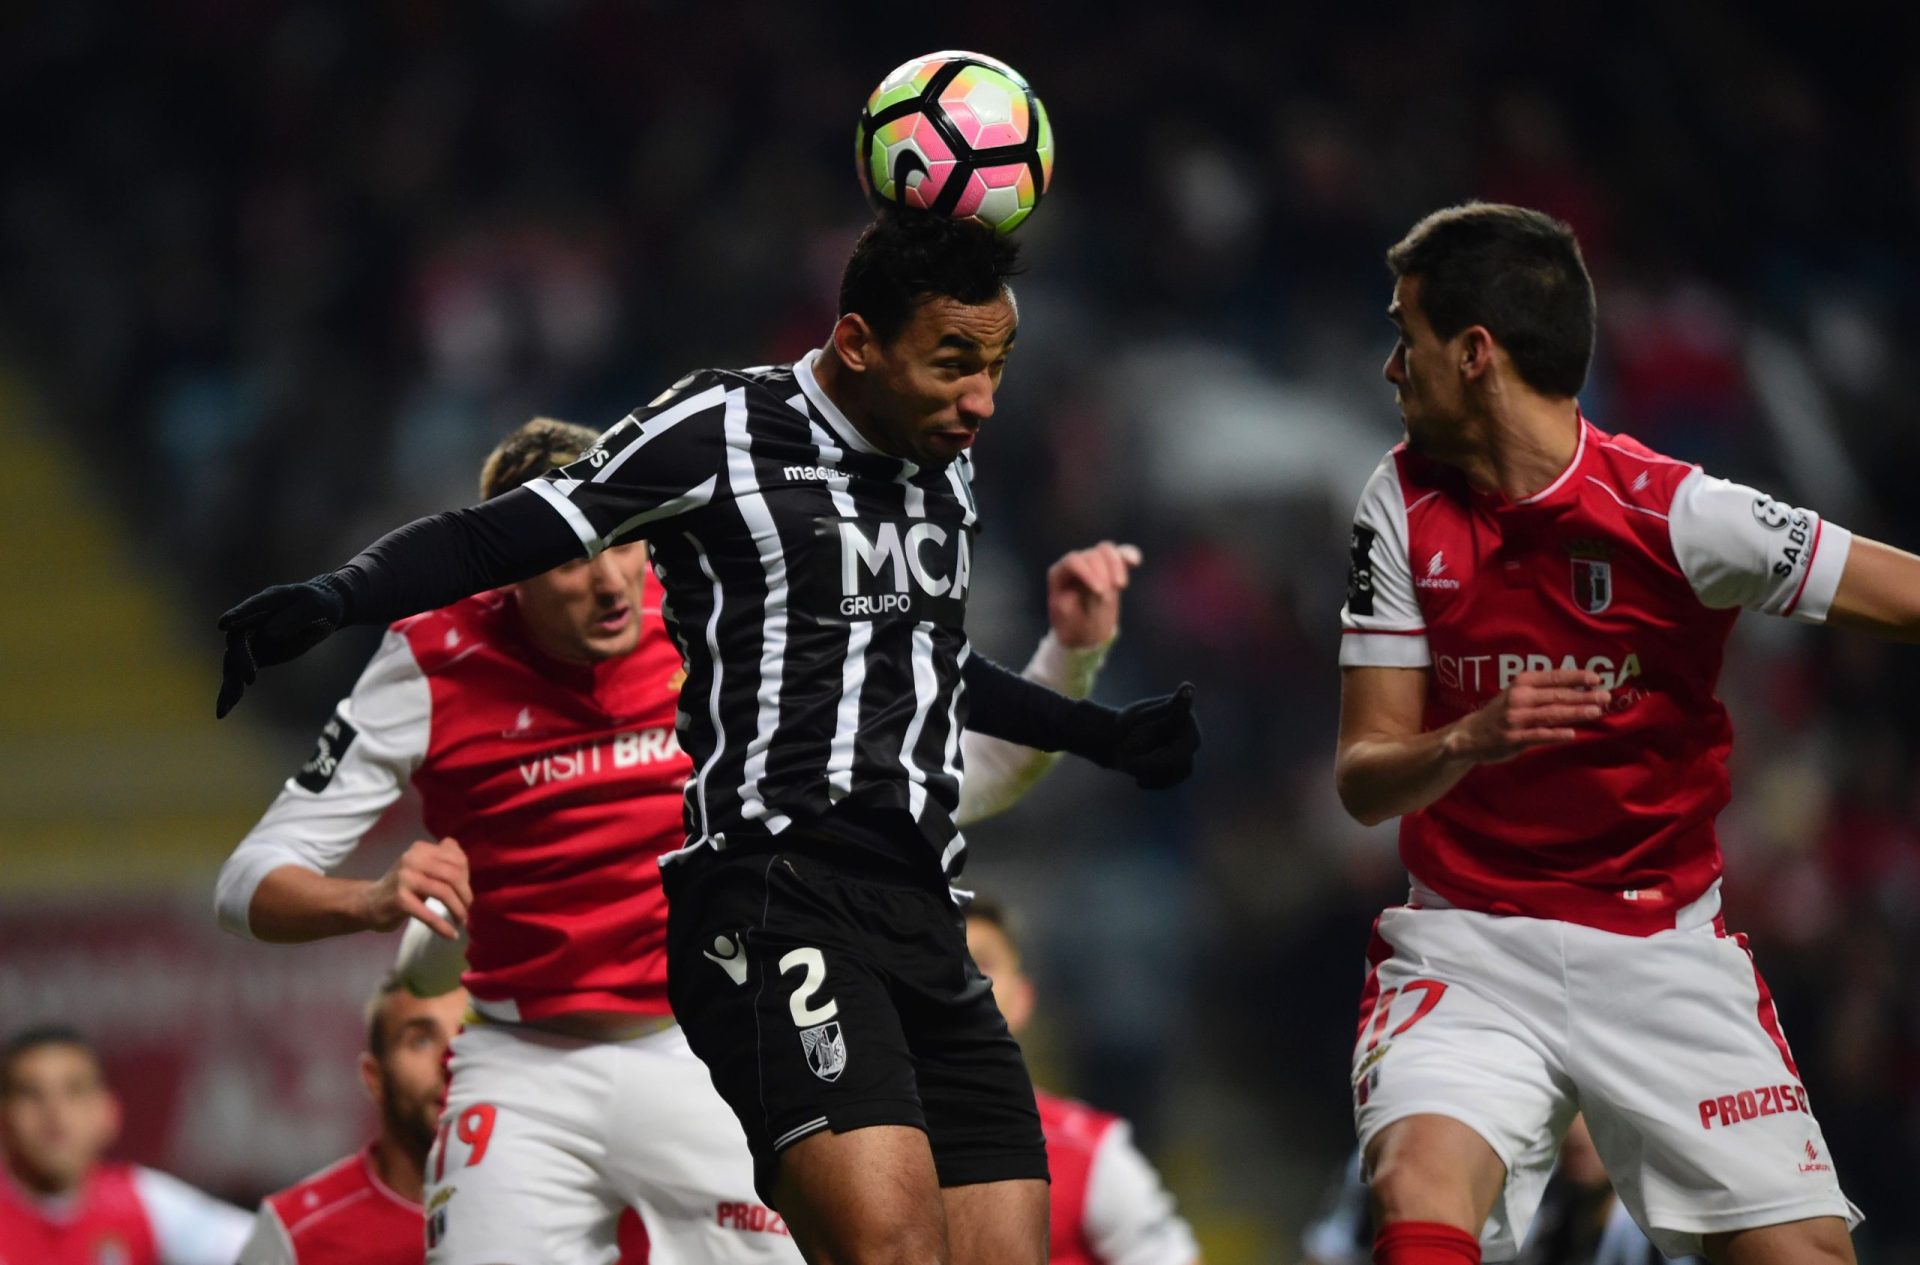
[855,50,1054,235]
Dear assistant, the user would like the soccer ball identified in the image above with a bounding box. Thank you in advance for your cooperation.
[855,50,1054,235]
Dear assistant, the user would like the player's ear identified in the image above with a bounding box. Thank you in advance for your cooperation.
[998,972,1037,1034]
[1458,326,1496,383]
[99,1091,123,1151]
[358,1051,383,1107]
[831,313,878,374]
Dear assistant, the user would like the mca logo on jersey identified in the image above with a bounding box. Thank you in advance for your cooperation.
[813,514,971,625]
[295,712,358,792]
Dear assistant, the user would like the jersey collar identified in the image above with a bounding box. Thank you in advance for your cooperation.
[795,348,886,458]
[1475,412,1592,514]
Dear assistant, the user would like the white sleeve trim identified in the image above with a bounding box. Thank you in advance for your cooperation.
[1081,1122,1202,1265]
[133,1167,256,1265]
[215,630,431,938]
[527,476,606,557]
[954,633,1109,827]
[1668,467,1854,624]
[235,1204,297,1265]
[1339,630,1433,669]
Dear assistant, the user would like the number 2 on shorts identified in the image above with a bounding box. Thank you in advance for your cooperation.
[779,947,839,1026]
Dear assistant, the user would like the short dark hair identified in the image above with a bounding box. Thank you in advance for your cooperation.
[1387,202,1596,398]
[364,973,409,1057]
[479,417,602,501]
[962,894,1020,955]
[2,1025,100,1094]
[837,210,1022,345]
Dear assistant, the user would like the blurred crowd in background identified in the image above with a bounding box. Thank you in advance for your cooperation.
[5,2,1920,1260]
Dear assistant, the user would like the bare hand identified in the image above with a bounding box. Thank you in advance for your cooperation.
[364,837,471,939]
[1046,542,1142,650]
[1443,670,1610,765]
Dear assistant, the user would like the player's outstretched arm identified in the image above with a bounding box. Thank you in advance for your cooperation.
[1336,667,1610,826]
[961,652,1199,790]
[216,487,583,717]
[958,541,1139,824]
[1826,537,1920,641]
[250,838,471,943]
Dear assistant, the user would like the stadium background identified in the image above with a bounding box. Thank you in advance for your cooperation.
[5,2,1919,1260]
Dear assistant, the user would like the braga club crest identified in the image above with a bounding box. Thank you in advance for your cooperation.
[1567,539,1613,614]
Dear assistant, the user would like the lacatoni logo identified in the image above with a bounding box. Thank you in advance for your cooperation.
[816,516,971,624]
[1415,550,1460,591]
[1435,651,1645,694]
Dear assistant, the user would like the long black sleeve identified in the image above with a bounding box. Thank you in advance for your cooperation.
[962,651,1121,763]
[327,485,586,627]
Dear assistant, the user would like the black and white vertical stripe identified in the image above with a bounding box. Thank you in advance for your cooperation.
[528,352,980,875]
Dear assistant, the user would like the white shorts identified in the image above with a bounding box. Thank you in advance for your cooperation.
[426,1021,804,1265]
[1350,903,1861,1261]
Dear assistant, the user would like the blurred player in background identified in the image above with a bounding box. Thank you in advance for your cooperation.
[1299,1118,1697,1265]
[238,977,466,1265]
[963,898,1201,1265]
[0,1026,252,1265]
[217,408,1141,1264]
[1332,201,1920,1263]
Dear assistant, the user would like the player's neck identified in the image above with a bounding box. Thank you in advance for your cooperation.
[370,1134,427,1204]
[810,345,902,459]
[3,1154,82,1202]
[1460,395,1582,501]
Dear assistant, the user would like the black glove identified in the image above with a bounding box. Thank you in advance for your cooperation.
[215,576,350,718]
[1097,682,1200,789]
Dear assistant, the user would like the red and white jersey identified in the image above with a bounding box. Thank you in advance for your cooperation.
[1339,417,1853,934]
[217,563,1100,1019]
[0,1163,252,1265]
[219,575,690,1020]
[1037,1091,1199,1265]
[239,1145,421,1265]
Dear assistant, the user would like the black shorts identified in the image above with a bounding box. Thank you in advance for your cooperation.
[663,840,1047,1203]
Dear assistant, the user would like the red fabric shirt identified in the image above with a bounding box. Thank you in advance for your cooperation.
[263,1146,420,1265]
[1340,418,1852,934]
[398,578,689,1018]
[1038,1091,1119,1265]
[0,1164,158,1265]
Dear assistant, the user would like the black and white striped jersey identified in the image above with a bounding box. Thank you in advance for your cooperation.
[526,349,982,874]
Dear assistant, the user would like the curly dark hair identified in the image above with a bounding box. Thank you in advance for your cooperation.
[837,209,1023,344]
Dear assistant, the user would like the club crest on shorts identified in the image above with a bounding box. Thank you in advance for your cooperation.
[425,1186,454,1248]
[1567,539,1613,614]
[799,1021,847,1081]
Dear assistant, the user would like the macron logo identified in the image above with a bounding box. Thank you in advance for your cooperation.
[784,465,836,483]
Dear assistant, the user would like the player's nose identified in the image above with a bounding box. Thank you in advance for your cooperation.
[588,554,626,596]
[1384,346,1405,386]
[957,377,995,423]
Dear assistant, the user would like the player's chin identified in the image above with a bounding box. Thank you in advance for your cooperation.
[581,625,642,661]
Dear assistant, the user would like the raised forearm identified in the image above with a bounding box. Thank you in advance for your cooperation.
[247,865,379,943]
[1827,536,1920,642]
[1334,724,1475,827]
[961,651,1120,759]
